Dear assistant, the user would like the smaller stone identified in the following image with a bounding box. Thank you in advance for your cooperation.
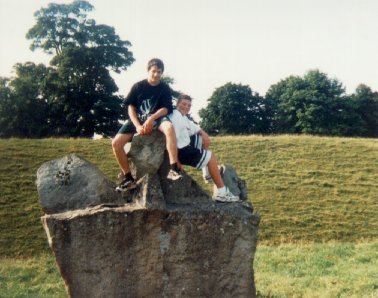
[215,164,249,201]
[158,153,211,205]
[131,174,166,210]
[36,154,126,214]
[125,131,166,180]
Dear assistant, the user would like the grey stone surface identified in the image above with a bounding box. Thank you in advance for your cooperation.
[36,154,127,214]
[125,131,166,180]
[131,173,166,210]
[124,133,211,205]
[158,152,211,205]
[215,164,249,201]
[42,203,260,298]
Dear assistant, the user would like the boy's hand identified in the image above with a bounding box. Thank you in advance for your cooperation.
[143,117,154,135]
[202,133,211,149]
[136,125,145,135]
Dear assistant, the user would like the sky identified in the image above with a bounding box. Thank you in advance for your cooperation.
[1,0,378,120]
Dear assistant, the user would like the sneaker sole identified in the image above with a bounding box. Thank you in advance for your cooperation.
[214,199,238,203]
[115,184,138,193]
[167,175,183,181]
[213,197,240,203]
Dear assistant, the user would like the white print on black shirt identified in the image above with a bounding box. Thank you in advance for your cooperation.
[139,98,155,121]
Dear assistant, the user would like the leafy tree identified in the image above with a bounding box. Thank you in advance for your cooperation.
[265,75,305,133]
[26,0,133,71]
[266,70,364,136]
[0,78,15,137]
[10,63,51,137]
[23,0,134,137]
[0,63,51,137]
[43,47,126,137]
[351,84,378,137]
[199,82,268,134]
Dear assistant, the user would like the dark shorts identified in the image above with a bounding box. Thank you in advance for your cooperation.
[117,116,171,134]
[178,145,212,169]
[190,134,203,150]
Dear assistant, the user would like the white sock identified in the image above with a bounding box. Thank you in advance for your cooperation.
[217,186,226,195]
[202,166,209,177]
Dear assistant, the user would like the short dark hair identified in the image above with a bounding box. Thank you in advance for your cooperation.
[177,94,192,103]
[147,58,164,72]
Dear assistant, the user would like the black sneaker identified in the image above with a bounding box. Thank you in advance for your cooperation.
[116,177,137,192]
[167,169,183,181]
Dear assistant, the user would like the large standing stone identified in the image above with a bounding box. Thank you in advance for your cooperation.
[37,133,260,297]
[36,154,126,214]
[42,202,260,298]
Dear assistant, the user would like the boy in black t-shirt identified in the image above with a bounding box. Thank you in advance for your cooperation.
[112,58,182,191]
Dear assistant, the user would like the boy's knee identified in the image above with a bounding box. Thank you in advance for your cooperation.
[209,153,217,165]
[112,135,126,150]
[111,138,119,149]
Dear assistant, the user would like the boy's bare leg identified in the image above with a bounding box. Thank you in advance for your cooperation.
[207,154,225,188]
[158,121,181,168]
[111,133,134,174]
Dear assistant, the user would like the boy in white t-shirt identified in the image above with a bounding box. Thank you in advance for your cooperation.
[168,94,239,203]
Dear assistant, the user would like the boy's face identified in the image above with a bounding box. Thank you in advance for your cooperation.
[177,99,192,116]
[147,65,163,86]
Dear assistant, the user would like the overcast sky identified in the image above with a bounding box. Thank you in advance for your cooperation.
[1,0,378,119]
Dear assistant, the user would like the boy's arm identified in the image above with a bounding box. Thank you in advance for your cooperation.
[128,105,144,134]
[143,107,168,134]
[198,129,211,149]
[143,84,172,134]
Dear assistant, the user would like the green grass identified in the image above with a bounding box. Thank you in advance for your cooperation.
[205,135,378,244]
[0,253,66,297]
[0,135,377,256]
[191,135,378,245]
[0,241,376,298]
[254,241,378,298]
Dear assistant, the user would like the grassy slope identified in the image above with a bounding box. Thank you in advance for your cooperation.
[0,136,377,256]
[254,241,378,298]
[208,135,378,244]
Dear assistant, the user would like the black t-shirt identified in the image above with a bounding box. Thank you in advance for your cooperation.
[125,79,173,121]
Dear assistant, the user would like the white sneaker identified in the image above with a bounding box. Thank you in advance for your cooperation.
[213,189,239,203]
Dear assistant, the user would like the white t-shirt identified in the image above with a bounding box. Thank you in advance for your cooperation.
[168,109,200,149]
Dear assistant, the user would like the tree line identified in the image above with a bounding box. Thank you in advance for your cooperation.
[199,71,378,137]
[1,0,377,138]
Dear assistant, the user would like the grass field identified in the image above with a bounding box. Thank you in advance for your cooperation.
[0,135,377,297]
[1,135,377,256]
[254,241,378,297]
